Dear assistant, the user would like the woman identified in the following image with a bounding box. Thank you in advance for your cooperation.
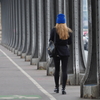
[49,14,72,94]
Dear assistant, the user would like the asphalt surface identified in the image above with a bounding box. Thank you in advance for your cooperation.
[0,45,98,100]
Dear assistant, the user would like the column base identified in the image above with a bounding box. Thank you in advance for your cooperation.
[17,51,21,56]
[67,74,75,85]
[79,73,85,84]
[38,62,47,70]
[11,48,15,52]
[30,58,38,65]
[7,45,9,49]
[47,66,55,76]
[25,55,31,61]
[83,84,99,99]
[14,50,18,54]
[21,53,26,58]
[9,47,12,51]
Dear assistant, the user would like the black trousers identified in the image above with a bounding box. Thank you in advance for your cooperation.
[53,55,69,89]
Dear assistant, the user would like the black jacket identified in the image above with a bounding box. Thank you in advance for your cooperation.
[49,28,72,56]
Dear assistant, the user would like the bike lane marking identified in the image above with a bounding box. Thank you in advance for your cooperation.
[0,95,41,99]
[0,49,56,100]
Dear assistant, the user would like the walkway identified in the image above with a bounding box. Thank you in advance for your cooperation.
[0,45,97,100]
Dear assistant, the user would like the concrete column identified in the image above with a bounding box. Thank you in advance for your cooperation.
[36,0,43,69]
[0,2,2,44]
[57,0,62,14]
[65,0,86,85]
[0,31,1,44]
[80,0,100,98]
[66,0,86,85]
[17,0,22,56]
[11,0,16,52]
[30,0,38,65]
[73,0,80,85]
[38,0,47,69]
[46,0,55,75]
[45,0,53,75]
[14,0,19,54]
[20,0,27,58]
[9,0,14,51]
[1,1,6,45]
[98,0,100,97]
[6,0,10,49]
[25,0,32,61]
[30,0,43,68]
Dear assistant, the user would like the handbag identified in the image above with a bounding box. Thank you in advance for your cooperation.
[47,29,56,57]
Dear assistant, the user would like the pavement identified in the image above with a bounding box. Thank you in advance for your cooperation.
[0,45,98,100]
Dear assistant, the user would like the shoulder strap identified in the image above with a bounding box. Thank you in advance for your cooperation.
[54,28,56,44]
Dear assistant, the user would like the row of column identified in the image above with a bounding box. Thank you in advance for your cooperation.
[1,0,100,98]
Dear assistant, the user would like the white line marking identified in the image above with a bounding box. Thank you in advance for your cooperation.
[0,49,56,100]
[0,95,40,99]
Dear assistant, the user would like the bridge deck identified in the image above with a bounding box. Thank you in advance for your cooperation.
[0,45,97,100]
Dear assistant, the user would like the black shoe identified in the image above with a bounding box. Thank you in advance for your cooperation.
[54,88,59,93]
[62,89,66,94]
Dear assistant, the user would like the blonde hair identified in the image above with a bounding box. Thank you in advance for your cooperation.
[55,23,72,40]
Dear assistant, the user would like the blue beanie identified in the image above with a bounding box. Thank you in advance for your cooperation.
[56,14,66,24]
